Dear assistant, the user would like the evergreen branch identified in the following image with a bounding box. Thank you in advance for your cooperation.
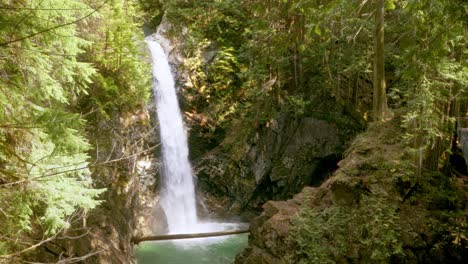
[0,167,88,187]
[1,46,77,57]
[11,0,47,34]
[0,124,41,129]
[0,0,110,47]
[0,145,159,187]
[427,15,464,47]
[0,6,95,11]
[0,123,159,187]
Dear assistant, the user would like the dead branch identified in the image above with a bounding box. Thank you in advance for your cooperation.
[0,233,60,259]
[132,228,251,244]
[21,249,104,264]
[0,144,159,187]
[0,0,109,47]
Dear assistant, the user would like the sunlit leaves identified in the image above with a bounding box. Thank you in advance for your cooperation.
[79,0,151,117]
[0,0,138,253]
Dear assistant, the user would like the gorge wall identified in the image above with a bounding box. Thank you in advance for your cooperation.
[235,117,467,263]
[193,115,354,219]
[25,109,157,263]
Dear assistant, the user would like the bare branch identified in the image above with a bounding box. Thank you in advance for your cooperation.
[0,144,159,187]
[0,0,110,47]
[56,250,105,264]
[21,249,104,264]
[0,6,95,11]
[0,232,60,259]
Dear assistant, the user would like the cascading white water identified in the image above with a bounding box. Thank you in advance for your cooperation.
[147,38,246,243]
[147,40,198,234]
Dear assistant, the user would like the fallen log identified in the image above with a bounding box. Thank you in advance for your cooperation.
[132,228,250,244]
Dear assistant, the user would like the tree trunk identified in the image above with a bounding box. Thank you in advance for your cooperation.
[372,0,388,120]
[132,228,250,244]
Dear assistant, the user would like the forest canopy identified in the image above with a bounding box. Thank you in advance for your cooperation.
[155,0,467,169]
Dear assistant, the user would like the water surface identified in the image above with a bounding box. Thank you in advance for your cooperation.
[136,233,248,264]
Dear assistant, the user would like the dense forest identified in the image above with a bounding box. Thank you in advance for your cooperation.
[1,0,467,263]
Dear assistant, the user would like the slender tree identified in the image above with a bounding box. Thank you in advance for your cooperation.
[372,0,388,120]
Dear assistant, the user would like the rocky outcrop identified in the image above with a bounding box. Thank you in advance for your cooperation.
[70,117,157,263]
[194,115,354,218]
[236,117,467,263]
[235,187,315,263]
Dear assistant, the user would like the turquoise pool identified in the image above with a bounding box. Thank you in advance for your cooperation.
[135,233,249,264]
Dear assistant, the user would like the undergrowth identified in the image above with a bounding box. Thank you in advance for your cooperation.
[290,193,404,263]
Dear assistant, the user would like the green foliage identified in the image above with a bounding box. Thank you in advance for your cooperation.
[80,0,151,119]
[138,0,163,29]
[165,0,466,170]
[163,0,377,134]
[405,171,468,253]
[292,194,404,263]
[0,0,463,259]
[0,0,102,241]
[27,133,103,235]
[283,95,310,118]
[387,0,467,171]
[160,1,249,132]
[0,0,150,257]
[154,1,465,262]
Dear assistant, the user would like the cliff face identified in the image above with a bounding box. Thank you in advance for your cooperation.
[193,115,354,219]
[235,117,467,263]
[26,110,158,264]
[71,115,158,263]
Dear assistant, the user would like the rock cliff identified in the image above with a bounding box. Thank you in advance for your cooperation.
[194,115,354,218]
[236,117,467,263]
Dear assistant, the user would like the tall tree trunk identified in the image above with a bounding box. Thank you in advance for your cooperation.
[372,0,388,120]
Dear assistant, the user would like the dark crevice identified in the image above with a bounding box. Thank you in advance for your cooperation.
[244,153,342,212]
[448,131,468,176]
[309,154,340,186]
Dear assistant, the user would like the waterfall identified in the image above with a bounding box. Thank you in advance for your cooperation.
[147,40,198,234]
[146,38,245,242]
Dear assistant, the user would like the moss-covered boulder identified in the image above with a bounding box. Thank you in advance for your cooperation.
[236,116,467,263]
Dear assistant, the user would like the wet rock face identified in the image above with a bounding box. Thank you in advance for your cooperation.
[194,116,348,216]
[135,157,167,236]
